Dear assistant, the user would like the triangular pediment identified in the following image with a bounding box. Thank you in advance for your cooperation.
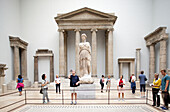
[55,7,117,21]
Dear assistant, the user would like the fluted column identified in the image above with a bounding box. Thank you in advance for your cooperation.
[75,29,80,76]
[159,40,167,71]
[107,28,114,77]
[34,56,38,82]
[149,44,155,83]
[59,29,65,77]
[14,46,20,80]
[21,49,27,80]
[91,28,97,77]
[136,48,141,80]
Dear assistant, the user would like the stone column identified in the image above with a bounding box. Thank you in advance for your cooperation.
[59,29,65,77]
[34,56,38,82]
[91,28,97,77]
[75,29,80,76]
[149,44,155,83]
[119,62,123,78]
[14,46,20,80]
[50,56,54,82]
[21,49,27,80]
[107,28,114,77]
[136,48,141,80]
[64,32,67,77]
[159,40,167,71]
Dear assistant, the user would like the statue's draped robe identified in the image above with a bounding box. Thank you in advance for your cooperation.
[79,42,91,77]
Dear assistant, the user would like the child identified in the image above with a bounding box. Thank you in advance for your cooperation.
[131,79,136,94]
[106,75,111,92]
[55,74,61,94]
[100,75,105,93]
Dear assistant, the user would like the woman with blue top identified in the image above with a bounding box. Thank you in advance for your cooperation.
[16,75,24,96]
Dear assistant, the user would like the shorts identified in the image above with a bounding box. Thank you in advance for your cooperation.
[140,84,146,92]
[70,87,77,94]
[118,87,124,93]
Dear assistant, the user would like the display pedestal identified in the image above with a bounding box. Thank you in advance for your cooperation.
[77,84,95,99]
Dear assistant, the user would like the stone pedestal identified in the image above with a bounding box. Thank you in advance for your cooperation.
[2,84,7,93]
[34,81,39,88]
[77,84,95,99]
[24,80,31,87]
[0,77,5,89]
[7,80,17,90]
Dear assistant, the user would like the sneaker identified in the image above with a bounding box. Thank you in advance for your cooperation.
[43,101,47,104]
[74,101,77,105]
[152,104,156,106]
[161,106,168,110]
[122,99,125,101]
[70,101,73,105]
[156,105,160,107]
[118,98,120,101]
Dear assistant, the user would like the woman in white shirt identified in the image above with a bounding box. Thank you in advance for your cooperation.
[42,74,49,104]
[117,75,125,101]
[55,74,61,94]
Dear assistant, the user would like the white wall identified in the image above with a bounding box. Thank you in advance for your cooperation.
[0,0,21,84]
[1,0,170,84]
[152,0,170,70]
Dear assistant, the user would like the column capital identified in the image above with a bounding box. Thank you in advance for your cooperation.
[91,28,98,32]
[58,29,65,32]
[107,28,114,32]
[136,48,141,51]
[74,28,81,32]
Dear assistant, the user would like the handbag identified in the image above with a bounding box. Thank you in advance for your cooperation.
[40,87,43,94]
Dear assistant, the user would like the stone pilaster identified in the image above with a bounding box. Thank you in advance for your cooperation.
[50,56,54,82]
[136,48,141,80]
[91,28,97,77]
[14,46,20,80]
[75,29,80,76]
[34,56,38,82]
[107,28,114,77]
[21,49,27,80]
[59,29,65,77]
[159,40,167,71]
[149,44,155,83]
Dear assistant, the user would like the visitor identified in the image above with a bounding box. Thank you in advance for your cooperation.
[106,75,111,92]
[16,75,24,96]
[117,75,125,101]
[55,74,61,94]
[129,74,136,82]
[41,74,50,104]
[139,71,147,98]
[160,70,170,110]
[68,70,80,105]
[151,73,161,107]
[100,75,105,93]
[131,79,136,94]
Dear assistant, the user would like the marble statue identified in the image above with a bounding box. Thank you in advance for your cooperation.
[79,33,94,84]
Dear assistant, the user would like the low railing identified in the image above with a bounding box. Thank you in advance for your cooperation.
[0,89,164,111]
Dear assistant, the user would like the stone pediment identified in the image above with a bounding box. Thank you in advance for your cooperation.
[55,7,117,23]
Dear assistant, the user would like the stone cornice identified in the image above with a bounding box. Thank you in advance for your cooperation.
[118,58,135,63]
[54,7,117,25]
[144,27,168,46]
[9,36,28,49]
[35,49,54,57]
